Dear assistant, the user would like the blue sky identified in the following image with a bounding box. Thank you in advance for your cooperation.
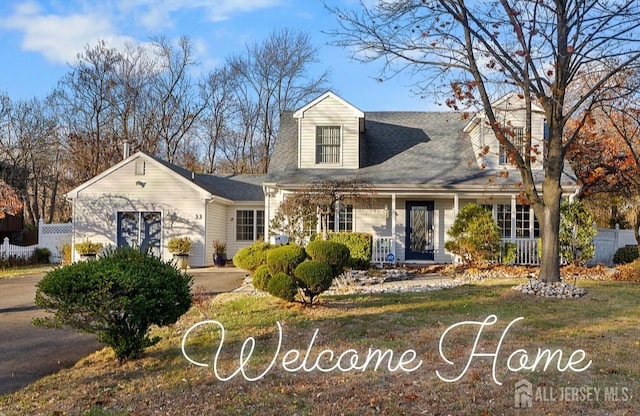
[0,0,444,111]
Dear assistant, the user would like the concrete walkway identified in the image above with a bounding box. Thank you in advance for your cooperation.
[0,266,245,396]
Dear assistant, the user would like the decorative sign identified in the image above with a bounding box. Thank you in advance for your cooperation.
[386,253,395,262]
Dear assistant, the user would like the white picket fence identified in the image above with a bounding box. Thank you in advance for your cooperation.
[0,219,72,263]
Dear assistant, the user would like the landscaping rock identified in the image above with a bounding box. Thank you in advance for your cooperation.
[511,279,587,298]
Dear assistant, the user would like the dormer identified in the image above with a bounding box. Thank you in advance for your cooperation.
[293,91,365,169]
[464,93,547,170]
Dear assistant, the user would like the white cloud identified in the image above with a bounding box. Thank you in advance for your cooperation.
[0,1,134,64]
[0,0,284,66]
[117,0,284,28]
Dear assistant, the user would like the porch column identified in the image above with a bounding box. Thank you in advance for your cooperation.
[510,194,517,242]
[453,193,459,216]
[391,193,397,260]
[391,193,396,236]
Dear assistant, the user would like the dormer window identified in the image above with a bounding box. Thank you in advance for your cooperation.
[499,127,525,165]
[316,126,341,164]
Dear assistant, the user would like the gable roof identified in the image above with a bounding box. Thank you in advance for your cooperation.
[268,110,577,191]
[150,156,265,201]
[67,152,265,202]
[293,91,364,119]
[463,92,546,133]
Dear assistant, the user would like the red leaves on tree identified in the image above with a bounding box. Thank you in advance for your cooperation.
[0,181,22,219]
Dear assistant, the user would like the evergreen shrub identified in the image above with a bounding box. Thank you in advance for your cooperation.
[266,244,307,276]
[305,240,350,275]
[233,242,273,272]
[613,246,639,265]
[328,232,372,269]
[34,247,192,361]
[266,272,298,302]
[294,261,334,304]
[252,264,271,291]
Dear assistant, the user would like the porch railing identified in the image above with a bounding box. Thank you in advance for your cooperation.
[501,238,540,265]
[372,237,395,264]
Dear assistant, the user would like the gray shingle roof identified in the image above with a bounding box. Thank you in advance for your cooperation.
[268,111,577,190]
[151,156,265,201]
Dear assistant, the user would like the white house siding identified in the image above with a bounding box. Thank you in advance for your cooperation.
[205,201,228,266]
[354,200,392,236]
[298,95,360,169]
[71,155,209,266]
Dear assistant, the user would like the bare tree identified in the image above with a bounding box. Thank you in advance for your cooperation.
[290,179,374,240]
[54,41,124,181]
[330,0,640,281]
[228,29,330,173]
[146,36,206,164]
[198,67,238,173]
[0,94,64,224]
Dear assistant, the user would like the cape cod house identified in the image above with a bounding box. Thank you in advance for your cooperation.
[263,91,578,264]
[67,91,577,266]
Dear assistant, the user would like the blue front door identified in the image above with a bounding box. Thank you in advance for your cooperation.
[405,201,434,261]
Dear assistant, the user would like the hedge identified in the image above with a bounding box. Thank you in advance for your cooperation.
[328,232,372,269]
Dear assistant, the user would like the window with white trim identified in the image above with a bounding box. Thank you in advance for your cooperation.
[328,203,353,232]
[516,204,540,238]
[316,126,341,164]
[236,209,265,242]
[499,127,525,165]
[497,204,512,238]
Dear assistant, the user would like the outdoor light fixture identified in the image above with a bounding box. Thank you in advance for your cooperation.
[383,204,389,219]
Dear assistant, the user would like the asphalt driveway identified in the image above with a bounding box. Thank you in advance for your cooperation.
[0,267,246,396]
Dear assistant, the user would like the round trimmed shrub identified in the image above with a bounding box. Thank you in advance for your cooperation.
[252,264,271,291]
[233,242,273,272]
[266,272,298,302]
[34,246,192,362]
[305,240,350,275]
[613,246,639,265]
[295,261,334,304]
[266,244,307,277]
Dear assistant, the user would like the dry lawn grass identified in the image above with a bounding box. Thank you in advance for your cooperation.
[1,276,639,415]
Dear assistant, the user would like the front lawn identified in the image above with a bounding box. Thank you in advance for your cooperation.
[0,264,53,278]
[1,277,638,415]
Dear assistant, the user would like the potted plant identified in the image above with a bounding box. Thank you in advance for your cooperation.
[168,237,192,269]
[213,239,227,267]
[75,240,103,261]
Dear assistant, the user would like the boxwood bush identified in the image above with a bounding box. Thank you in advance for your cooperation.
[266,272,298,302]
[266,244,307,277]
[328,232,372,269]
[613,246,640,265]
[34,247,193,362]
[252,264,271,291]
[305,240,350,276]
[233,242,273,272]
[295,261,334,304]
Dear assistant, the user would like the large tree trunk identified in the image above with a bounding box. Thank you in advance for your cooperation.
[539,176,562,282]
[537,120,565,283]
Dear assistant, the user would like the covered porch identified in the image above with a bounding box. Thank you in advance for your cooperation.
[367,191,541,266]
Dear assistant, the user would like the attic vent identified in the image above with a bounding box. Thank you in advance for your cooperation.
[135,161,145,175]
